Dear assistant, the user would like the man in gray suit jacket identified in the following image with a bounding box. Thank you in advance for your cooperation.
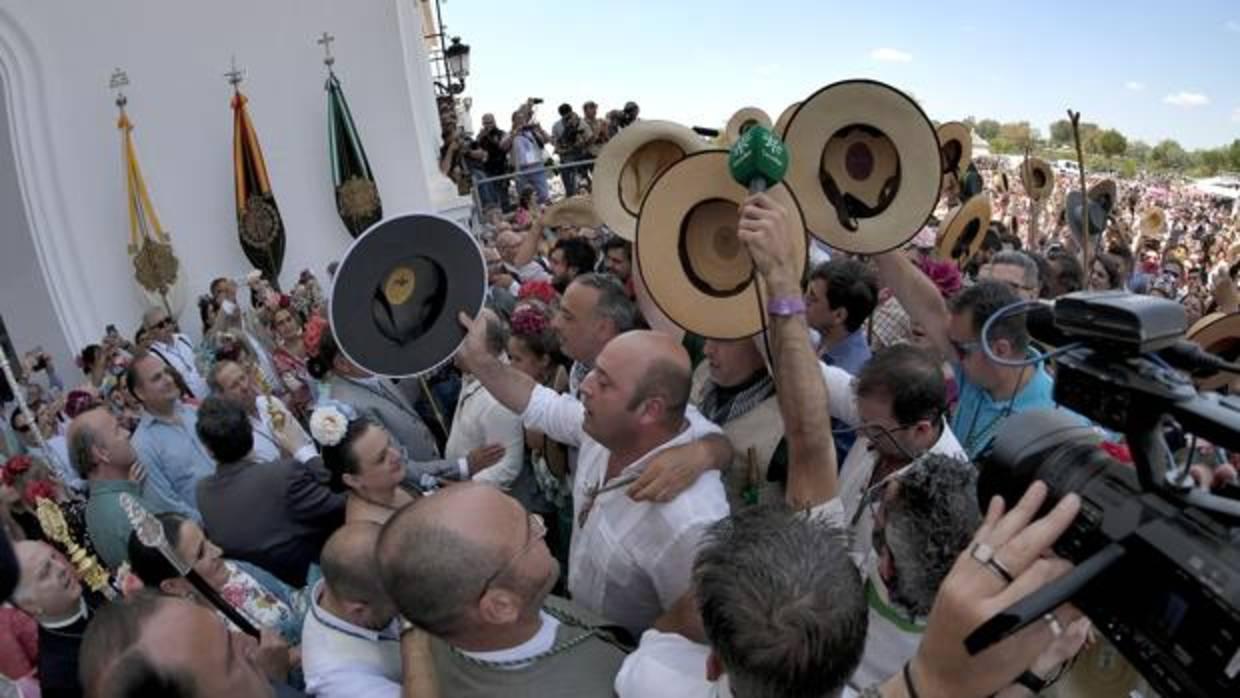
[326,369,503,485]
[194,396,345,588]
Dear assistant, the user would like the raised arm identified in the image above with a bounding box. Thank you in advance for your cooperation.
[874,250,952,361]
[737,193,838,508]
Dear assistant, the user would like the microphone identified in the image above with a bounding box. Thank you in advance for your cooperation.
[727,125,789,194]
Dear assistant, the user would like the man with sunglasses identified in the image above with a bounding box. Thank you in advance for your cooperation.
[142,306,209,399]
[376,482,626,697]
[875,254,1059,459]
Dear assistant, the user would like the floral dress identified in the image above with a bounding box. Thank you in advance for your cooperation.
[217,561,308,645]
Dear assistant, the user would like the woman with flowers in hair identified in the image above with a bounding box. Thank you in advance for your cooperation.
[505,300,574,569]
[310,403,420,526]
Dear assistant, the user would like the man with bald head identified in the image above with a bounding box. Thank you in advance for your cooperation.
[68,406,171,570]
[376,482,626,696]
[301,523,402,697]
[457,312,729,635]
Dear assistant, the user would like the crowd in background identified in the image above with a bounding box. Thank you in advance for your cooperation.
[0,99,1238,698]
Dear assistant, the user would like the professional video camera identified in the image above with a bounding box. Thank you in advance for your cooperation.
[970,290,1240,697]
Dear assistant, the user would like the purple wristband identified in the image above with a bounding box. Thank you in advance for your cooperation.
[766,296,806,317]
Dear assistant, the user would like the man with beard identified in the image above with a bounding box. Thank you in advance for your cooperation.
[548,238,597,294]
[376,482,627,696]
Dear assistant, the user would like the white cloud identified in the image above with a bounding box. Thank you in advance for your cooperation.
[1226,19,1240,32]
[1163,91,1210,107]
[1124,81,1145,91]
[869,47,912,63]
[1232,108,1240,123]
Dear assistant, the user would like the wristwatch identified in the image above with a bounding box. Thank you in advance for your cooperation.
[766,296,807,317]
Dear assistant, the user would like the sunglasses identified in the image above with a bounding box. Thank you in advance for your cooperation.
[149,317,173,330]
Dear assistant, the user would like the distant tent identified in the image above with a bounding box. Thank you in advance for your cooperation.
[971,131,992,158]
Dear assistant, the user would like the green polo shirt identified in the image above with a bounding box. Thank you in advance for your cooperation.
[85,480,168,571]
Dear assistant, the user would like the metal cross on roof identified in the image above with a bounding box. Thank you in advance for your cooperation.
[225,55,245,88]
[317,31,336,68]
[109,67,129,108]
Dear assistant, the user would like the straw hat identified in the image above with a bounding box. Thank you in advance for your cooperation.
[330,214,485,377]
[935,193,993,268]
[541,196,602,230]
[993,170,1010,194]
[936,121,972,177]
[724,107,773,145]
[1020,157,1055,202]
[782,80,941,254]
[1088,179,1118,216]
[773,102,801,137]
[1138,207,1166,237]
[1187,311,1240,391]
[635,150,808,339]
[593,120,707,241]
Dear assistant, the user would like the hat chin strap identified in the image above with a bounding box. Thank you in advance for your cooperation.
[818,168,900,232]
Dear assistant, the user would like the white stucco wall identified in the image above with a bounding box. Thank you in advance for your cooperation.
[0,0,466,357]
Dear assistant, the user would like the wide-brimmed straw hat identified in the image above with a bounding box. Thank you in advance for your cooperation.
[593,121,707,241]
[635,150,808,339]
[936,121,972,177]
[724,107,773,145]
[781,80,942,254]
[935,193,993,268]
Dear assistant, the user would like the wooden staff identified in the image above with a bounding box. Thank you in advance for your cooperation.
[1067,110,1092,275]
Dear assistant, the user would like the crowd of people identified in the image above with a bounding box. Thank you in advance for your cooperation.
[1,101,1238,698]
[439,97,640,210]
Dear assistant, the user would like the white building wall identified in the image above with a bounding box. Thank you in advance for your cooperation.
[0,0,466,358]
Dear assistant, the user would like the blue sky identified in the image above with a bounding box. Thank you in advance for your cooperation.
[444,0,1239,150]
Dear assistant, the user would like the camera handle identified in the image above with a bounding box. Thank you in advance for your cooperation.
[964,542,1126,655]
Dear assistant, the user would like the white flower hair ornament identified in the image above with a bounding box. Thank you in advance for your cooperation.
[246,269,264,284]
[309,405,349,447]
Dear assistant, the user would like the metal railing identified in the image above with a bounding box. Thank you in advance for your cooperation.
[467,158,598,225]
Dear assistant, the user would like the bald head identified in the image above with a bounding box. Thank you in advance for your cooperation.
[321,523,386,604]
[374,483,555,639]
[376,484,512,636]
[609,331,692,426]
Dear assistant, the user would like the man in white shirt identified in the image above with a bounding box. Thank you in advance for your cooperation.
[618,192,865,697]
[818,344,968,558]
[446,316,524,489]
[207,360,301,463]
[457,315,730,635]
[142,306,209,399]
[302,523,402,698]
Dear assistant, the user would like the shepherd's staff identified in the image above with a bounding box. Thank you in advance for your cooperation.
[1067,110,1094,275]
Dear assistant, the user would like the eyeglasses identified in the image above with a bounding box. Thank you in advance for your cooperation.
[857,421,915,444]
[478,513,546,600]
[950,338,982,361]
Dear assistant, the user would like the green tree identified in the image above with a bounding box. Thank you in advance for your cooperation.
[1150,139,1189,169]
[998,121,1036,148]
[1198,148,1227,175]
[1228,139,1240,171]
[1096,129,1128,157]
[1128,140,1151,162]
[1049,119,1072,145]
[976,119,1001,140]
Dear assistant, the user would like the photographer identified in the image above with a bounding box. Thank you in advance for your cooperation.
[583,100,609,159]
[552,103,593,197]
[502,102,551,205]
[608,101,640,134]
[437,118,471,195]
[473,113,511,212]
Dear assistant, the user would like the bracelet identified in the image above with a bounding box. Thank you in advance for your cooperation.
[902,662,922,698]
[766,296,806,317]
